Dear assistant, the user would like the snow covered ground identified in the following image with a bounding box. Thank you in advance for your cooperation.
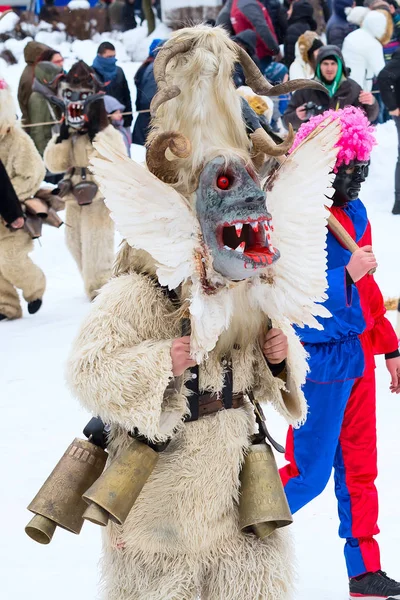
[1,40,400,598]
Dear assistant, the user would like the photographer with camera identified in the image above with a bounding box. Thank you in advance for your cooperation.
[283,45,379,130]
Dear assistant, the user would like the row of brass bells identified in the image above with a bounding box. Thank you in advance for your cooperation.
[238,442,293,539]
[25,437,159,544]
[26,438,107,544]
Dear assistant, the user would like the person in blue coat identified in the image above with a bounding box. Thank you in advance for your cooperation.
[132,38,165,147]
[326,0,356,48]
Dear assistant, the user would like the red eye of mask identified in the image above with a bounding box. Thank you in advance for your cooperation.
[217,175,230,190]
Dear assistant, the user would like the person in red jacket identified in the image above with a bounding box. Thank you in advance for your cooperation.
[280,106,400,599]
[230,0,280,70]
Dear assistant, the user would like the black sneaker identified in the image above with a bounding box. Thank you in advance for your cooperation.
[27,299,42,314]
[350,570,400,599]
[0,314,7,321]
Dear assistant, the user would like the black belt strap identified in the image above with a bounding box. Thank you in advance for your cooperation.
[222,359,233,409]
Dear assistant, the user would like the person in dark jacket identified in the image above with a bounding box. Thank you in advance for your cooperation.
[283,45,379,129]
[27,61,63,157]
[92,42,133,134]
[0,160,24,230]
[232,29,261,87]
[262,0,288,44]
[216,0,235,34]
[378,48,400,214]
[132,39,165,146]
[121,0,137,30]
[230,0,280,69]
[17,41,50,127]
[284,0,317,68]
[326,0,356,48]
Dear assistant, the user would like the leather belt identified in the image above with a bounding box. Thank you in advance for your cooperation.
[198,392,245,418]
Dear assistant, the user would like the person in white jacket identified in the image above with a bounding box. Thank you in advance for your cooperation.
[342,7,392,91]
[289,30,324,80]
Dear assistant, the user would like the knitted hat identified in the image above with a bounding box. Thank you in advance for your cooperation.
[264,62,288,85]
[290,106,376,172]
[149,38,166,58]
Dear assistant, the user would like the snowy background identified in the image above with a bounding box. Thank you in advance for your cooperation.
[1,27,400,600]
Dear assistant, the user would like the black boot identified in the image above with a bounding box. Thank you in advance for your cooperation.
[392,198,400,215]
[350,570,400,599]
[27,299,42,314]
[0,314,7,321]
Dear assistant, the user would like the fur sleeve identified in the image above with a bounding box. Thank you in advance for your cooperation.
[11,129,45,199]
[43,135,72,174]
[93,124,128,157]
[66,273,187,442]
[254,322,308,426]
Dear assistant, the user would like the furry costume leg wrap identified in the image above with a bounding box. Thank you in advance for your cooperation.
[65,200,114,300]
[81,200,114,300]
[0,268,22,318]
[65,202,83,274]
[0,222,45,316]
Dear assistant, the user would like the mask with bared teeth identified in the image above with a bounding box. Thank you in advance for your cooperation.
[196,157,280,281]
[59,60,102,131]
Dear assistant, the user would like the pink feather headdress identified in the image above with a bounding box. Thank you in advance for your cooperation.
[290,106,376,172]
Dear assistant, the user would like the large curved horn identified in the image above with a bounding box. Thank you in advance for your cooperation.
[235,45,327,97]
[146,131,192,183]
[250,125,295,158]
[150,40,194,116]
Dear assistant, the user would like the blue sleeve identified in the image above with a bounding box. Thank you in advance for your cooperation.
[324,266,353,313]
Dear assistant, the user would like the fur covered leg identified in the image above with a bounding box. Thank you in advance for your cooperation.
[0,228,45,304]
[80,200,114,300]
[0,267,22,319]
[65,201,83,274]
[202,530,294,600]
[100,537,200,600]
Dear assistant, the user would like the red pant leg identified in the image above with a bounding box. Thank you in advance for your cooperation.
[334,366,381,575]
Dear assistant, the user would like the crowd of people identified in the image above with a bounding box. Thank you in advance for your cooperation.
[217,0,400,215]
[1,7,400,600]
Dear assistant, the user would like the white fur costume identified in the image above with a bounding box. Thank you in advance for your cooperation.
[44,126,127,300]
[0,84,46,319]
[67,26,340,600]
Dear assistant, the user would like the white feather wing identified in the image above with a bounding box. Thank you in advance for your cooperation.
[90,139,200,290]
[254,119,341,329]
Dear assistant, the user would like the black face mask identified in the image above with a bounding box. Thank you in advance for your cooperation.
[332,161,369,206]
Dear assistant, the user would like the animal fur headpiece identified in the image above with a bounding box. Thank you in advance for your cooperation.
[0,78,17,135]
[59,61,103,130]
[63,60,100,91]
[145,25,328,193]
[291,107,376,172]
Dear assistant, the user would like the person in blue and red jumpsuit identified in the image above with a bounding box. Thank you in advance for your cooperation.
[280,106,400,600]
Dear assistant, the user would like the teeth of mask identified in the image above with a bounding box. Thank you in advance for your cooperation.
[234,224,242,236]
[235,242,245,253]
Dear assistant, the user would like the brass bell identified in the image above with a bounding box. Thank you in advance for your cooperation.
[239,442,293,540]
[83,438,158,525]
[45,207,63,228]
[25,438,108,544]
